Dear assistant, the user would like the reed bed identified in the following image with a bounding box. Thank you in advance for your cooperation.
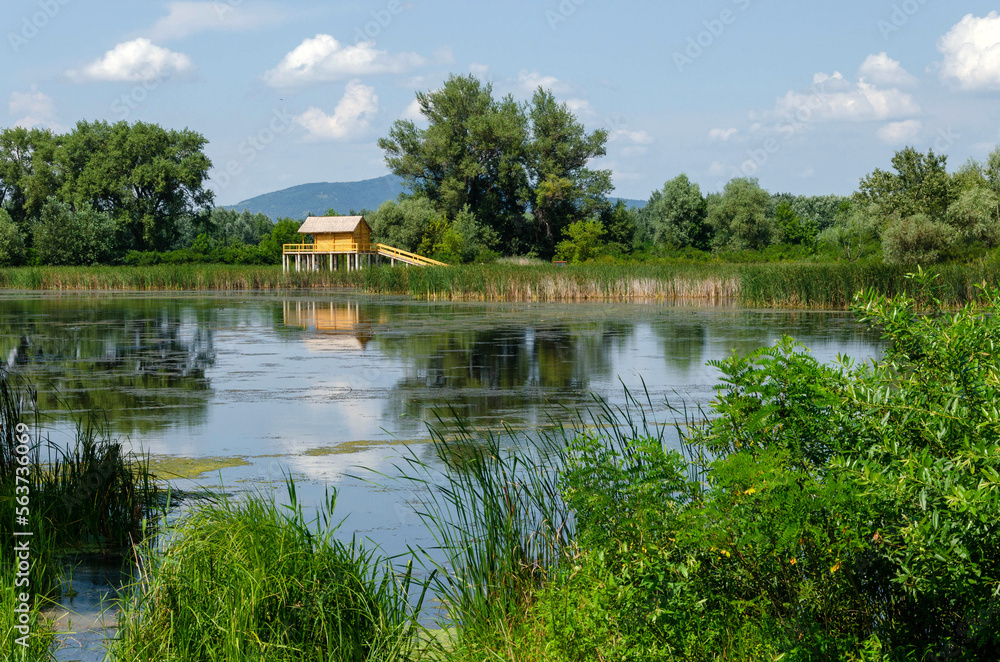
[396,389,688,657]
[112,480,423,662]
[2,261,1000,307]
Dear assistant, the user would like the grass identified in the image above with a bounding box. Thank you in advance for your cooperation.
[111,479,426,662]
[0,370,162,660]
[2,260,1000,308]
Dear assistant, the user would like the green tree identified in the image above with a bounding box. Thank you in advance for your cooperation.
[599,200,637,254]
[59,120,214,252]
[707,178,773,251]
[817,202,881,262]
[206,208,273,246]
[379,75,529,249]
[0,126,61,233]
[526,89,611,256]
[258,218,303,263]
[946,186,1000,247]
[857,147,954,223]
[555,219,605,263]
[370,197,439,253]
[33,198,117,266]
[642,174,708,248]
[379,75,611,257]
[0,208,26,266]
[434,207,499,264]
[881,213,956,264]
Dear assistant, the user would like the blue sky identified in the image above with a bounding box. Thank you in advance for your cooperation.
[4,1,1000,205]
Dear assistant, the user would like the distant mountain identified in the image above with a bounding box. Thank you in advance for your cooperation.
[227,175,406,220]
[229,174,646,220]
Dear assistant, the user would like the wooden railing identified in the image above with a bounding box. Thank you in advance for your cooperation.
[281,242,447,267]
[375,244,448,267]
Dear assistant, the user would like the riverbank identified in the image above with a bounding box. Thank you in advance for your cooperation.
[1,261,999,308]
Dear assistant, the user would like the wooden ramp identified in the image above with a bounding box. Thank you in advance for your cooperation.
[374,244,448,267]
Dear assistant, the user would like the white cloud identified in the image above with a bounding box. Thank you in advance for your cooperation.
[147,1,283,40]
[620,146,648,158]
[67,38,193,82]
[401,98,423,122]
[773,71,921,123]
[9,86,62,130]
[469,62,491,80]
[611,129,654,145]
[937,12,1000,91]
[709,127,738,141]
[294,80,378,140]
[709,161,727,176]
[432,46,455,65]
[859,52,918,87]
[517,70,571,94]
[877,119,923,144]
[565,98,594,117]
[264,35,425,87]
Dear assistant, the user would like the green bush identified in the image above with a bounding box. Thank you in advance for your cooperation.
[0,209,26,266]
[535,272,1000,660]
[33,199,116,266]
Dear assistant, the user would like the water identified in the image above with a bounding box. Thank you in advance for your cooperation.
[0,292,883,659]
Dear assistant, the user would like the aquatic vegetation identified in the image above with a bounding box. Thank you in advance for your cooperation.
[112,479,424,662]
[1,261,999,308]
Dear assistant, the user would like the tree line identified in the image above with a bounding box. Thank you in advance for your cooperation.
[2,76,999,268]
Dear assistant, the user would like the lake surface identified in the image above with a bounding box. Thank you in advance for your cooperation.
[0,292,883,659]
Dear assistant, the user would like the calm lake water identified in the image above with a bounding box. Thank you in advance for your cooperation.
[0,292,883,659]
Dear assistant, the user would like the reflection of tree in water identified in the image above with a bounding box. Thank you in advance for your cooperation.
[0,298,216,434]
[378,319,634,431]
[650,310,883,390]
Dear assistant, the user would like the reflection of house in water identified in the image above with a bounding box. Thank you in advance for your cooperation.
[282,301,375,351]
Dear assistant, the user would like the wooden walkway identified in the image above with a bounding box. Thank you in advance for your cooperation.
[282,243,447,272]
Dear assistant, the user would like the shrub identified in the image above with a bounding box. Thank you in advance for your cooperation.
[881,213,956,264]
[0,209,26,266]
[33,198,117,266]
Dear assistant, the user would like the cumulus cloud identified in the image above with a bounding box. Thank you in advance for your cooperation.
[611,129,654,145]
[9,86,62,130]
[401,97,424,122]
[294,80,378,140]
[772,71,921,123]
[859,52,918,87]
[469,62,491,80]
[937,12,1000,90]
[877,119,923,144]
[67,38,193,82]
[147,1,284,40]
[709,127,738,141]
[264,36,425,87]
[517,70,571,94]
[565,98,594,117]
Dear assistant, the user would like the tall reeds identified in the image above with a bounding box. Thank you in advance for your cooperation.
[3,261,1000,307]
[112,479,424,662]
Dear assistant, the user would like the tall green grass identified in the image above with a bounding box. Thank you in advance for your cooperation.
[1,371,161,659]
[112,479,424,662]
[398,391,686,658]
[3,261,1000,307]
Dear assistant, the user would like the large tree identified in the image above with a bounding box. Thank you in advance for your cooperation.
[707,178,773,251]
[379,75,611,257]
[857,147,954,223]
[59,121,214,252]
[641,174,708,249]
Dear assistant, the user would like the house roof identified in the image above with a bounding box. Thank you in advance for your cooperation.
[298,216,368,234]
